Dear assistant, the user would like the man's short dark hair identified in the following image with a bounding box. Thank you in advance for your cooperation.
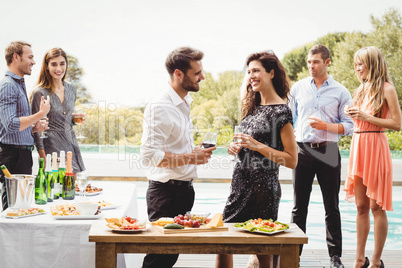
[5,41,31,66]
[309,44,330,61]
[165,47,204,76]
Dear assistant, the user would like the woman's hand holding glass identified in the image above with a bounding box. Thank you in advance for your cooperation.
[233,133,261,152]
[345,100,368,121]
[230,125,244,162]
[228,141,241,156]
[345,100,357,117]
[72,108,86,139]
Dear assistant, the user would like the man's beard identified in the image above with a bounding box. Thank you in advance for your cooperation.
[182,75,199,92]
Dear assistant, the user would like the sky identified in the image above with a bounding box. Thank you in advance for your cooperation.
[0,0,401,107]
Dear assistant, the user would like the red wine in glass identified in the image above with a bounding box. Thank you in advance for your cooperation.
[202,143,216,148]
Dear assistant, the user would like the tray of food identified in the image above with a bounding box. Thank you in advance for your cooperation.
[50,203,102,220]
[105,216,148,233]
[97,200,120,210]
[152,213,228,234]
[233,218,289,235]
[75,183,103,196]
[1,208,46,219]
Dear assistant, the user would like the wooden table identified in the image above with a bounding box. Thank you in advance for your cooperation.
[89,222,308,268]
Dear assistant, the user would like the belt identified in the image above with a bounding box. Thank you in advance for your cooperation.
[354,131,385,134]
[151,179,193,187]
[298,141,334,149]
[0,143,34,151]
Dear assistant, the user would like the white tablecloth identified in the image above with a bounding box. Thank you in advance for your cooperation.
[0,181,138,268]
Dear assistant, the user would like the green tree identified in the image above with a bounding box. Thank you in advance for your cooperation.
[66,55,93,104]
[281,32,346,82]
[330,31,367,90]
[331,8,402,107]
[281,43,312,81]
[191,71,244,146]
[80,103,143,145]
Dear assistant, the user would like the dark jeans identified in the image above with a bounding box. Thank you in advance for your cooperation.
[142,180,195,268]
[291,143,342,257]
[0,145,33,210]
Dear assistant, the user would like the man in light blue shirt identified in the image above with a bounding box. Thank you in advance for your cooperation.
[0,41,50,210]
[289,44,353,268]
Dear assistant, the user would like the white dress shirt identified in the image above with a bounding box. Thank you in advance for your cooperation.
[140,85,197,182]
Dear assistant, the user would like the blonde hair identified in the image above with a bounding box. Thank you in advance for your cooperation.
[353,46,392,117]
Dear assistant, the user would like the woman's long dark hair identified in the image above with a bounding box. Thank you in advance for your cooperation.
[241,51,290,119]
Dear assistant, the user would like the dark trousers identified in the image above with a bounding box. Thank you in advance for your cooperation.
[291,143,342,257]
[142,180,195,268]
[0,145,33,210]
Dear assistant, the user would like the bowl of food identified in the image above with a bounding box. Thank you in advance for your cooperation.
[76,202,99,215]
[186,211,210,224]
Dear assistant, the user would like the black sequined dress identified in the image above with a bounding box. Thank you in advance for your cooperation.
[223,104,292,222]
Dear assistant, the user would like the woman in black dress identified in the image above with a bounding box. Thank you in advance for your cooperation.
[216,51,298,268]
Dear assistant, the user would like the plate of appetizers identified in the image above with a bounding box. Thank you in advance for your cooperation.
[2,208,46,219]
[105,216,149,233]
[97,201,120,210]
[233,218,289,235]
[75,183,103,196]
[50,203,102,220]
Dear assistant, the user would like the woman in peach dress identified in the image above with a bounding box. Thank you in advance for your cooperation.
[344,46,401,268]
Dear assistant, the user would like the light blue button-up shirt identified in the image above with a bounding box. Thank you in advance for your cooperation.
[289,76,353,143]
[0,70,34,145]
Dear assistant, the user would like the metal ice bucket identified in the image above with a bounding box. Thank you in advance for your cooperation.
[5,175,35,209]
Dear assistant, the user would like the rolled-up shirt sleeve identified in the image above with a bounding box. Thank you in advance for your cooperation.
[339,90,354,136]
[140,103,172,167]
[0,82,21,133]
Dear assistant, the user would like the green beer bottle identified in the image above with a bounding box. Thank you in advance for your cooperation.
[62,151,75,200]
[45,154,53,202]
[35,158,47,205]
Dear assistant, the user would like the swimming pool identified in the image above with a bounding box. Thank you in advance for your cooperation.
[133,181,402,250]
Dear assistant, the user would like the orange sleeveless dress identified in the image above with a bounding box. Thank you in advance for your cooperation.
[344,91,393,211]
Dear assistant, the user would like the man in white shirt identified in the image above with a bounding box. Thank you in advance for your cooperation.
[140,47,216,268]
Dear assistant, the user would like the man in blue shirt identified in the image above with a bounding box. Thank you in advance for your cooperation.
[0,41,50,210]
[289,44,353,268]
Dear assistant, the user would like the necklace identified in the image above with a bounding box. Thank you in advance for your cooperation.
[54,84,66,114]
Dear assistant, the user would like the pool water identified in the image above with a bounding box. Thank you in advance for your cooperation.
[133,182,402,250]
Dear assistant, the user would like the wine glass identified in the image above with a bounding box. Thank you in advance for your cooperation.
[76,171,89,200]
[232,125,244,162]
[73,108,85,139]
[347,100,358,112]
[347,100,358,131]
[39,116,48,138]
[202,132,217,148]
